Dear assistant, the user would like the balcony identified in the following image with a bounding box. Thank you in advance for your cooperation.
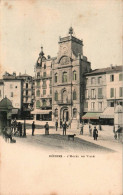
[40,105,52,109]
[57,100,72,105]
[97,95,104,99]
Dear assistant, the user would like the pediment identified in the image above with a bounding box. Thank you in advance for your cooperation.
[59,56,71,65]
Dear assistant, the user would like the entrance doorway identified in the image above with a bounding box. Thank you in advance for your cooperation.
[61,107,69,122]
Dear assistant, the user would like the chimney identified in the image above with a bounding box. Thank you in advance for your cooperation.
[110,64,113,69]
[13,72,16,77]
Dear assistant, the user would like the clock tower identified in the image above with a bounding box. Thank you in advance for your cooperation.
[52,27,91,129]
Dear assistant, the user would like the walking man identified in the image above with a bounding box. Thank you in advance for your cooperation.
[80,122,83,135]
[55,121,58,131]
[93,126,98,140]
[44,122,49,135]
[63,121,67,135]
[32,121,35,136]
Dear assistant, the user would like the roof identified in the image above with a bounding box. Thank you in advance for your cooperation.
[0,97,13,110]
[85,65,123,76]
[17,73,31,77]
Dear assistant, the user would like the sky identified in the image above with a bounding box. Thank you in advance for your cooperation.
[0,0,122,77]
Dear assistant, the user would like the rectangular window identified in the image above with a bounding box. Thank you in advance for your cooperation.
[11,92,13,97]
[26,83,28,88]
[42,80,47,88]
[98,102,102,110]
[110,102,114,107]
[119,87,123,97]
[91,89,96,98]
[91,102,95,110]
[43,72,46,77]
[119,73,123,81]
[42,100,46,106]
[43,89,46,95]
[50,88,52,95]
[49,79,52,86]
[86,78,88,85]
[62,72,67,83]
[98,88,102,98]
[37,81,40,87]
[110,88,114,98]
[98,77,102,84]
[91,77,95,84]
[85,89,89,99]
[110,75,114,82]
[84,102,88,108]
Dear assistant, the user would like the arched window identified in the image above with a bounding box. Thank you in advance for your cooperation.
[73,108,77,118]
[62,89,67,103]
[36,90,40,97]
[42,99,47,106]
[73,90,76,100]
[55,91,58,101]
[62,72,67,83]
[73,71,77,81]
[55,73,58,83]
[36,100,40,108]
[37,72,40,78]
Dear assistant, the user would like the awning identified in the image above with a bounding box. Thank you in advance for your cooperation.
[31,109,52,115]
[100,107,114,119]
[82,112,101,120]
[11,108,18,114]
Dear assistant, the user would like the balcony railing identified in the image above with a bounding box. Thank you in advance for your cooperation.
[97,95,104,99]
[57,100,72,105]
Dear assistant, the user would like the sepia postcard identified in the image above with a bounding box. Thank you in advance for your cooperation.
[0,0,123,194]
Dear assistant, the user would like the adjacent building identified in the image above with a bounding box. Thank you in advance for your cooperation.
[32,47,53,120]
[2,72,34,118]
[82,65,123,125]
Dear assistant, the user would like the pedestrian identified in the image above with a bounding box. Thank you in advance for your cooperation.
[55,121,58,131]
[89,126,92,136]
[99,124,102,131]
[113,125,115,133]
[60,120,63,128]
[93,126,98,140]
[44,122,49,135]
[18,122,22,137]
[32,121,35,136]
[116,125,122,141]
[114,132,117,140]
[63,121,67,135]
[80,122,83,135]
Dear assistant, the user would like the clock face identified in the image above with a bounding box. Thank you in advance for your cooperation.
[62,46,68,54]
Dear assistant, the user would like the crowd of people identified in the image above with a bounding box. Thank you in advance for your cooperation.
[1,118,123,143]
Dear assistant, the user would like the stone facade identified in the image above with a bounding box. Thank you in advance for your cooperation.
[33,28,91,126]
[2,72,34,117]
[34,47,52,120]
[52,28,91,128]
